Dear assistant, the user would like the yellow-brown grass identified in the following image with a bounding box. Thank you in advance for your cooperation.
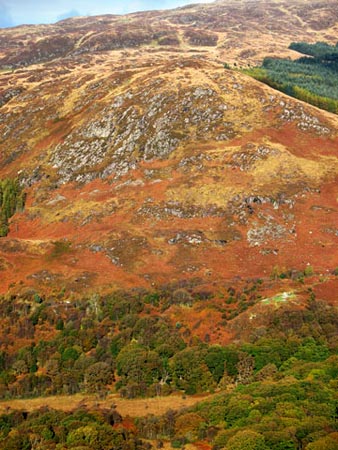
[0,393,211,417]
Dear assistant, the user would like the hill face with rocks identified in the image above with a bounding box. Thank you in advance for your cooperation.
[0,0,337,297]
[1,4,338,449]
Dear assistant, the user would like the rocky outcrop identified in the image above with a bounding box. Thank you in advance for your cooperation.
[0,88,24,107]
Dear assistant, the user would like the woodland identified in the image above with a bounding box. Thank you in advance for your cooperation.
[244,42,338,114]
[0,277,337,449]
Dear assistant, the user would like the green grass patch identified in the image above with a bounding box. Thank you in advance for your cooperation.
[261,291,296,305]
[48,240,72,259]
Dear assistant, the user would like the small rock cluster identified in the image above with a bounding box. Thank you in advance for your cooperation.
[279,101,331,135]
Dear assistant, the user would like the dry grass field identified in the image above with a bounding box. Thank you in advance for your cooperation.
[0,393,211,417]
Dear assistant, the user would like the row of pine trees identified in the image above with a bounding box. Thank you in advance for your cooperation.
[0,179,25,236]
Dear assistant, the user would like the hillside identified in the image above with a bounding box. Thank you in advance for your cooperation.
[0,1,338,449]
[0,0,337,297]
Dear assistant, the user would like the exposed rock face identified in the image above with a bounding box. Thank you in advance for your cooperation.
[0,88,24,107]
[0,0,337,294]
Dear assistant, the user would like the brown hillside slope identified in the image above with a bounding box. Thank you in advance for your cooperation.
[0,0,337,295]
